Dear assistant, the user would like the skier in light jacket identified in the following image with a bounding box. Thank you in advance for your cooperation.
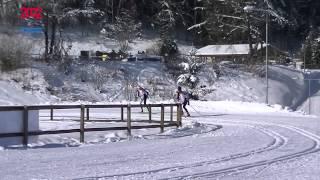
[136,86,150,112]
[176,86,190,117]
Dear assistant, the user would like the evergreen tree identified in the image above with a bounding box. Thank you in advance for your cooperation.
[312,40,320,68]
[114,8,141,52]
[156,0,179,58]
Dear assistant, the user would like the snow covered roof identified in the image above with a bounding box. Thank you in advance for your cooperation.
[196,44,262,56]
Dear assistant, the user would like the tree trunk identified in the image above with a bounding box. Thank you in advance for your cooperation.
[246,13,253,63]
[49,16,57,55]
[112,0,114,23]
[117,0,122,17]
[0,0,3,24]
[44,12,49,59]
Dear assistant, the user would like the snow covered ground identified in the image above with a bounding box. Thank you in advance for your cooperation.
[1,36,320,179]
[0,101,319,179]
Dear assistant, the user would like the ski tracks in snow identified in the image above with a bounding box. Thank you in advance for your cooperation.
[167,120,320,179]
[85,118,320,180]
[78,121,289,179]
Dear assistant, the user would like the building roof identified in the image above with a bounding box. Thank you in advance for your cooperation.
[195,44,264,56]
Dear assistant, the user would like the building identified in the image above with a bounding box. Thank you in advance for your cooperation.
[195,44,288,64]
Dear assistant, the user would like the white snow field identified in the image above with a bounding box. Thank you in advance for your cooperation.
[0,101,320,180]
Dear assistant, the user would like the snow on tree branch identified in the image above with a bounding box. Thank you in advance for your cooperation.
[187,21,207,31]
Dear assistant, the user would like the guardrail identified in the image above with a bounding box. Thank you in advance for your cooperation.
[0,103,183,146]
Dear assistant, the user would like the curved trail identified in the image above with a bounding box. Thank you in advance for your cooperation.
[77,121,288,179]
[167,119,320,179]
[93,119,320,179]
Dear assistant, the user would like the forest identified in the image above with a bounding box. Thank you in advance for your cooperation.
[0,0,320,68]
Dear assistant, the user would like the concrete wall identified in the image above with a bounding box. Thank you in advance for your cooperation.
[0,110,39,146]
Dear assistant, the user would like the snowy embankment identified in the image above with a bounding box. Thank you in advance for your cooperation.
[1,62,320,115]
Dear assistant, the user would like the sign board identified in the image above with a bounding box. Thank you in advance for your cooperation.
[18,1,43,34]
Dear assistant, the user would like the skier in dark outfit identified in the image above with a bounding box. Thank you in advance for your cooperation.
[136,86,150,112]
[176,86,190,117]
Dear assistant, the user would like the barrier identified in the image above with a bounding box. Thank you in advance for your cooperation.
[0,103,182,146]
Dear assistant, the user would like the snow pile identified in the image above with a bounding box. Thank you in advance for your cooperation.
[0,68,55,105]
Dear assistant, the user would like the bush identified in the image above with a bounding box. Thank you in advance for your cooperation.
[160,39,178,57]
[0,35,32,71]
[145,41,161,55]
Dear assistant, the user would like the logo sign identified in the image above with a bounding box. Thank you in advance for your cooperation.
[20,7,43,20]
[19,5,43,33]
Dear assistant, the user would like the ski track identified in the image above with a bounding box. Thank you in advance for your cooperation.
[165,120,320,179]
[78,118,320,180]
[75,121,288,179]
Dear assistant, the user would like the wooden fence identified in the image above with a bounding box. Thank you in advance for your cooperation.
[0,103,183,146]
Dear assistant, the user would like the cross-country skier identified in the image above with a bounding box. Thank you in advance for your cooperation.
[176,86,190,117]
[136,85,150,112]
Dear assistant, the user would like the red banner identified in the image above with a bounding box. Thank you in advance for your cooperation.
[20,7,42,20]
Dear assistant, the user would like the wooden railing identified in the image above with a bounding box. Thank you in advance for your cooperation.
[0,103,183,146]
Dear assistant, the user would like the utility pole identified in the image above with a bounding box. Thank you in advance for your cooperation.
[112,0,114,24]
[266,13,269,104]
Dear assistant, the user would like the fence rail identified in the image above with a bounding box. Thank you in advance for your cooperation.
[0,103,183,146]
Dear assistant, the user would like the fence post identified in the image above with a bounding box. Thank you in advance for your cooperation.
[170,106,173,122]
[149,105,152,123]
[308,79,311,115]
[176,105,180,127]
[179,104,182,127]
[86,107,89,121]
[23,106,29,146]
[127,104,131,136]
[80,105,85,143]
[121,106,124,121]
[160,104,165,133]
[177,104,182,127]
[50,106,53,120]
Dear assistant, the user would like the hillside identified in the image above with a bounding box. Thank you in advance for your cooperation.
[1,48,319,115]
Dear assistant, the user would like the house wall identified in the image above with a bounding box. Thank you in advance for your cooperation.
[197,55,249,64]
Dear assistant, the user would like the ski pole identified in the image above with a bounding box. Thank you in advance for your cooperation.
[189,104,202,115]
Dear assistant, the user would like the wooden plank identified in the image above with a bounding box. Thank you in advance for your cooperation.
[23,106,28,146]
[127,104,131,136]
[129,104,178,108]
[0,132,24,138]
[0,103,178,111]
[121,106,124,121]
[170,106,173,122]
[86,108,89,121]
[177,105,181,127]
[0,106,24,111]
[149,105,152,123]
[28,105,81,110]
[178,104,182,127]
[160,104,164,133]
[50,107,53,120]
[80,105,85,143]
[84,127,127,132]
[85,104,125,108]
